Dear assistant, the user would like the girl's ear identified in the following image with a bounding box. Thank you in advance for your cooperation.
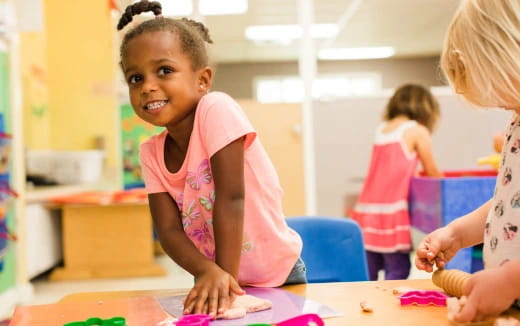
[198,66,213,93]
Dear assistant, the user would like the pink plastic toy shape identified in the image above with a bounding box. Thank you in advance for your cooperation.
[275,313,324,326]
[174,314,211,326]
[399,290,448,307]
[174,313,324,326]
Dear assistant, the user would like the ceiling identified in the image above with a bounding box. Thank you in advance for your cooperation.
[119,0,461,64]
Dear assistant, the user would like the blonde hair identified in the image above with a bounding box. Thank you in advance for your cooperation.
[383,84,440,133]
[441,0,520,108]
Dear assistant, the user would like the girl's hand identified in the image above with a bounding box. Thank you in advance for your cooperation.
[183,265,245,319]
[415,226,462,272]
[454,267,517,323]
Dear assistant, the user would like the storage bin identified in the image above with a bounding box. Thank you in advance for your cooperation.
[409,170,497,272]
[26,150,105,185]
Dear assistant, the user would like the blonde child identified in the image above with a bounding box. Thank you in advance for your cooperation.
[415,0,520,323]
[116,0,304,318]
[351,83,443,281]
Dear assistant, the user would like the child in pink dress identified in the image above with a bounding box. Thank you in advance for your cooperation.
[116,0,304,319]
[351,84,443,280]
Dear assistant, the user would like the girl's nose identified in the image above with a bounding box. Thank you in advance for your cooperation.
[142,77,158,93]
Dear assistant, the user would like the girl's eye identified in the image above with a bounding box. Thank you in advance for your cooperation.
[158,67,173,76]
[128,75,142,84]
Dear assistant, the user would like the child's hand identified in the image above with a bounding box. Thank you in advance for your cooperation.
[454,267,517,323]
[183,265,245,319]
[415,226,462,272]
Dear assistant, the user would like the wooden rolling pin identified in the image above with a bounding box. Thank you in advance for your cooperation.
[432,269,472,297]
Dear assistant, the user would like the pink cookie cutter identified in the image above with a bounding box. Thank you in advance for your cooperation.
[174,314,211,326]
[275,313,324,326]
[399,290,448,307]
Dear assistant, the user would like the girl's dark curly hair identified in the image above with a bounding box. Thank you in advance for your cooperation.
[383,84,440,133]
[118,0,213,70]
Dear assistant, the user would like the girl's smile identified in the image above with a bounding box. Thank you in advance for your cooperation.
[143,100,169,114]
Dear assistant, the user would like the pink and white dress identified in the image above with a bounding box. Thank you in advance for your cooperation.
[351,120,419,253]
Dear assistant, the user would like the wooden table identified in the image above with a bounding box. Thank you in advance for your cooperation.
[59,279,520,325]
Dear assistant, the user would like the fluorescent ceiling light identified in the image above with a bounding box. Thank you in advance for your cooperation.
[318,47,395,60]
[245,24,338,44]
[133,0,247,16]
[200,0,247,15]
[162,0,192,16]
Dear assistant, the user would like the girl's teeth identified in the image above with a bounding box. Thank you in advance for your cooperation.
[146,101,166,110]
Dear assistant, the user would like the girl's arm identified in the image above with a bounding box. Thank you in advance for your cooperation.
[448,199,491,249]
[149,192,243,317]
[412,125,443,177]
[210,137,246,279]
[148,192,215,278]
[416,199,491,271]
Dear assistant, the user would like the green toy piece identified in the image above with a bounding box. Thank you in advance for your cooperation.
[63,316,126,326]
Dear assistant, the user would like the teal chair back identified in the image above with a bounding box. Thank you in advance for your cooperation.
[287,216,369,282]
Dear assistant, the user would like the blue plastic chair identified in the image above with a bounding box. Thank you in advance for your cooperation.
[287,216,369,282]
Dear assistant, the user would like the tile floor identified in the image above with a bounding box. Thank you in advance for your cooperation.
[28,255,194,305]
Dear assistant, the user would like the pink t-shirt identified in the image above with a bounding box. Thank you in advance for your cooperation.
[139,91,302,287]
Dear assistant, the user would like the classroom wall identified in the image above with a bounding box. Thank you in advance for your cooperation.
[20,32,50,149]
[213,56,442,99]
[44,0,118,166]
[313,90,511,217]
[237,100,305,217]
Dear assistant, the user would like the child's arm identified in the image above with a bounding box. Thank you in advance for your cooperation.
[412,124,443,177]
[210,137,245,279]
[148,192,243,318]
[183,137,247,317]
[149,192,214,275]
[455,259,520,323]
[416,199,491,271]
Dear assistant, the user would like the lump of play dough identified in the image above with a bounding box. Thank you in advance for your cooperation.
[218,307,247,319]
[217,294,273,320]
[392,286,420,295]
[360,300,373,312]
[234,294,273,312]
[446,296,466,322]
[494,317,520,326]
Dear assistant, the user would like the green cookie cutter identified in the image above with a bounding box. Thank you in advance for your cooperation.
[63,316,126,326]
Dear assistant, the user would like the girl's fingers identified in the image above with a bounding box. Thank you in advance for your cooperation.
[207,290,219,318]
[183,289,199,314]
[217,290,230,314]
[434,257,446,269]
[193,292,209,314]
[415,246,429,258]
[415,255,434,272]
[184,300,194,314]
[230,279,245,295]
[454,297,477,323]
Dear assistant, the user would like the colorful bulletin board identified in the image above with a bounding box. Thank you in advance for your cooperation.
[0,48,16,295]
[120,104,162,189]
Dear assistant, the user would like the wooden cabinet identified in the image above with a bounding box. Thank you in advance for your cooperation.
[49,203,165,280]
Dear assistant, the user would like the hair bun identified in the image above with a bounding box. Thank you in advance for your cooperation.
[117,0,163,31]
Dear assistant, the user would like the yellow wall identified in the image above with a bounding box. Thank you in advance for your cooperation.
[21,32,51,149]
[44,0,117,166]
